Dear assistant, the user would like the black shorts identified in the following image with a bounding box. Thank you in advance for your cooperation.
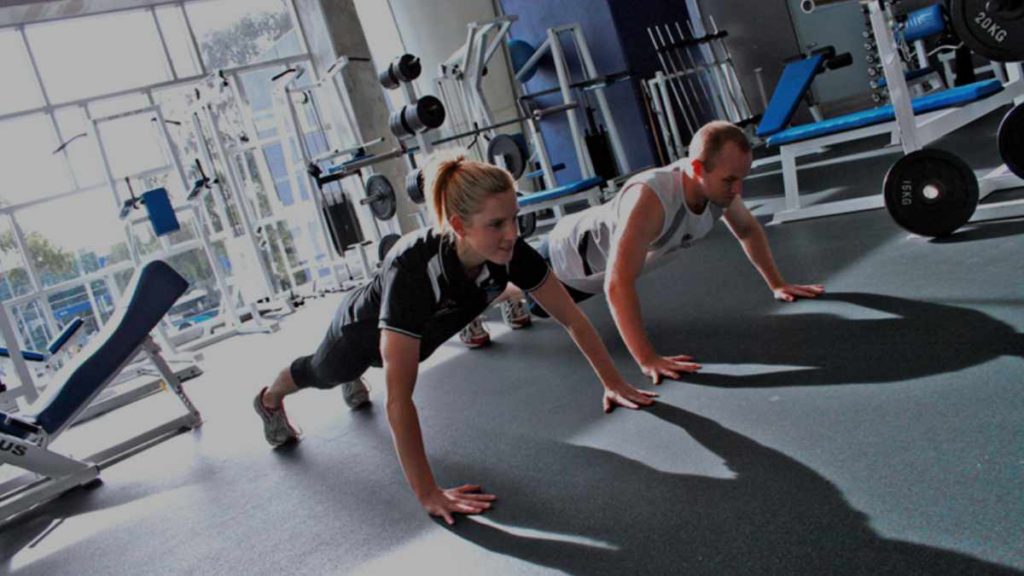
[290,319,380,390]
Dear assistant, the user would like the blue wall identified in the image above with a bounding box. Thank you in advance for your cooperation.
[500,0,675,183]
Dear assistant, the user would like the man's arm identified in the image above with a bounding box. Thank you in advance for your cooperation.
[380,329,495,524]
[605,186,702,384]
[529,272,658,413]
[722,198,824,302]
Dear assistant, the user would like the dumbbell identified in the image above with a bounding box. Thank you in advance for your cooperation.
[378,54,422,89]
[389,96,446,139]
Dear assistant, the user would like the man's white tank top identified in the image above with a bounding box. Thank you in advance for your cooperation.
[548,164,723,294]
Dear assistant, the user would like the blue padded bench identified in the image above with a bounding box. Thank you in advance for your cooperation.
[0,348,46,363]
[519,176,604,208]
[0,259,202,526]
[874,66,938,89]
[766,79,1003,147]
[0,260,188,438]
[47,318,84,355]
[757,54,826,138]
[0,318,83,363]
[758,4,949,141]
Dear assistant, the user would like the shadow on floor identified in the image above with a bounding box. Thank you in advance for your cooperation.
[445,403,1022,575]
[648,292,1024,388]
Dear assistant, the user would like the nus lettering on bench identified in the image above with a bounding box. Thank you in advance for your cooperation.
[0,440,27,457]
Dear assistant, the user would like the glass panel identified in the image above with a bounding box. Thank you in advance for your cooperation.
[129,219,162,258]
[96,113,172,180]
[155,4,202,78]
[53,106,106,189]
[274,220,302,270]
[233,149,274,220]
[261,142,295,206]
[0,29,45,115]
[165,210,199,246]
[47,285,99,336]
[12,299,52,353]
[321,77,358,151]
[200,78,251,149]
[14,193,129,287]
[89,278,117,324]
[0,216,34,301]
[186,0,300,70]
[153,85,203,168]
[114,267,135,294]
[237,65,284,140]
[26,10,171,104]
[164,248,221,331]
[0,114,74,204]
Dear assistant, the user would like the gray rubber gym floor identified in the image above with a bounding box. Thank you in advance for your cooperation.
[2,109,1022,575]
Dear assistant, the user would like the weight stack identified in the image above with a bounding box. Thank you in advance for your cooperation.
[322,192,364,256]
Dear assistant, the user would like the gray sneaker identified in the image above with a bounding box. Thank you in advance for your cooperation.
[341,377,370,409]
[253,388,299,446]
[500,299,532,329]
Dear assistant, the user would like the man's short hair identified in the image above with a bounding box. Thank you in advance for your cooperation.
[689,121,751,171]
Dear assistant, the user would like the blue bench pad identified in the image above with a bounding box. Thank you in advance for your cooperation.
[757,54,826,138]
[519,177,603,207]
[766,80,1003,147]
[4,261,189,436]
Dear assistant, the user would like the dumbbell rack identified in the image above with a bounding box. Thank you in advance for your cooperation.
[864,9,889,104]
[379,56,440,232]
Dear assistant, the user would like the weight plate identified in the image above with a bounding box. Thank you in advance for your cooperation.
[487,134,527,180]
[415,95,446,131]
[998,102,1024,178]
[950,0,1024,63]
[883,149,979,237]
[393,54,422,83]
[378,233,401,261]
[366,174,397,221]
[406,169,425,204]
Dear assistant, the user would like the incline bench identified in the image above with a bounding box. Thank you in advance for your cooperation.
[0,259,203,525]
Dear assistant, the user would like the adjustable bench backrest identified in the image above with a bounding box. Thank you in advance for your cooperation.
[28,260,188,437]
[756,54,826,138]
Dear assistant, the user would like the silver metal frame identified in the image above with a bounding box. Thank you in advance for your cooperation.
[0,333,202,527]
[0,0,308,411]
[766,0,1024,226]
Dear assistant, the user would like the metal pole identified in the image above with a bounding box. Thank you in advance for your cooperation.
[570,26,631,174]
